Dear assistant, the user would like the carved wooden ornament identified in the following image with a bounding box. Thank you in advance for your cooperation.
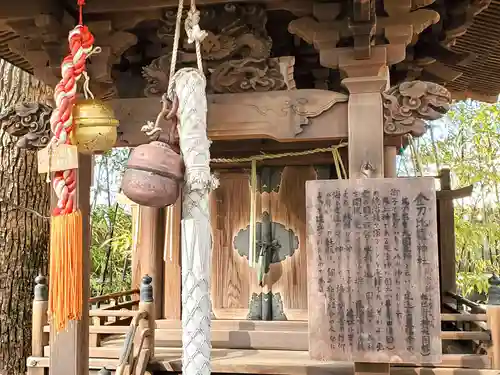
[382,80,451,137]
[142,4,294,95]
[0,102,52,149]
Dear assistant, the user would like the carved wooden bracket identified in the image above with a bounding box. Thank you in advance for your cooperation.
[382,80,451,137]
[4,14,136,100]
[0,102,52,149]
[288,2,440,67]
[348,0,376,59]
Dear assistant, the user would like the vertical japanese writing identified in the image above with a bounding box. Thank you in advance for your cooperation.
[306,178,441,363]
[415,193,432,356]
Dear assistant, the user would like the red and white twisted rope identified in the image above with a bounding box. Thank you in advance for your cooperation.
[49,25,95,216]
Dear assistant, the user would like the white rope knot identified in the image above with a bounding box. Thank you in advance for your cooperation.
[185,9,208,44]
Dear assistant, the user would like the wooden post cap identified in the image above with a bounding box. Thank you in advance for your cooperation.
[140,275,153,302]
[98,367,112,375]
[489,274,500,305]
[34,275,48,301]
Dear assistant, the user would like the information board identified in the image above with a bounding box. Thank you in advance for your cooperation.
[306,178,441,363]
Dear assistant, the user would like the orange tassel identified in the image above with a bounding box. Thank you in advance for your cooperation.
[48,210,83,332]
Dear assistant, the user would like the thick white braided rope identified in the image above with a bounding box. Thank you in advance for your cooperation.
[165,0,212,372]
[170,68,216,375]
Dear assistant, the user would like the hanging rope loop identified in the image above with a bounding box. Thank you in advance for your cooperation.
[185,9,207,44]
[167,0,185,97]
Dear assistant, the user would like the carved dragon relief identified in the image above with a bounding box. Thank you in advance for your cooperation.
[142,4,294,95]
[0,102,52,149]
[382,80,451,137]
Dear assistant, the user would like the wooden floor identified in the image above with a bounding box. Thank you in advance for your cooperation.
[32,320,494,375]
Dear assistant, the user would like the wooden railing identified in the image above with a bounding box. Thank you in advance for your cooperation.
[90,288,140,310]
[28,273,500,374]
[115,276,155,375]
[28,275,152,375]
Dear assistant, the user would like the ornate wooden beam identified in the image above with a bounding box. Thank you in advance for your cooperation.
[0,83,452,150]
[113,89,349,147]
[82,0,313,16]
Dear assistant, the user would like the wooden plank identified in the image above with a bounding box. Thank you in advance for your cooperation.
[151,351,495,375]
[438,170,457,295]
[210,172,253,315]
[156,319,309,330]
[154,330,308,351]
[49,155,92,375]
[28,357,119,370]
[440,314,487,322]
[112,90,348,147]
[42,325,492,352]
[82,0,312,15]
[163,198,181,319]
[306,178,441,363]
[135,207,165,319]
[38,349,492,370]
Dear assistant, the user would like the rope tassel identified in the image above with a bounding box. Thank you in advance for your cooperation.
[49,211,83,331]
[47,17,95,333]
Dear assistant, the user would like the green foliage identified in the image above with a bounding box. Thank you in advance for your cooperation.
[403,100,500,299]
[90,148,132,297]
[90,204,132,296]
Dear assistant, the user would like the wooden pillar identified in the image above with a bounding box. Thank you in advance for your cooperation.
[487,275,500,369]
[163,198,182,319]
[384,146,397,178]
[130,204,141,289]
[136,206,165,319]
[340,50,390,375]
[28,276,49,375]
[50,154,92,375]
[438,168,456,295]
[138,275,156,357]
[341,52,388,178]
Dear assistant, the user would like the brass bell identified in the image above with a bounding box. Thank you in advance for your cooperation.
[71,99,119,154]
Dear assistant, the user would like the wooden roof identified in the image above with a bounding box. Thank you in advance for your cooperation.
[446,0,500,102]
[0,0,499,102]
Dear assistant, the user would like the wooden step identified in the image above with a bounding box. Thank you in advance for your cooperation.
[156,319,309,331]
[38,347,492,371]
[149,350,492,374]
[27,356,119,370]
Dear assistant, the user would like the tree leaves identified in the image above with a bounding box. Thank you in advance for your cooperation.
[406,100,500,299]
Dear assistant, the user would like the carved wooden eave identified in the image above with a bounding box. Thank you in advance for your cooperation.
[0,0,495,101]
[1,12,137,100]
